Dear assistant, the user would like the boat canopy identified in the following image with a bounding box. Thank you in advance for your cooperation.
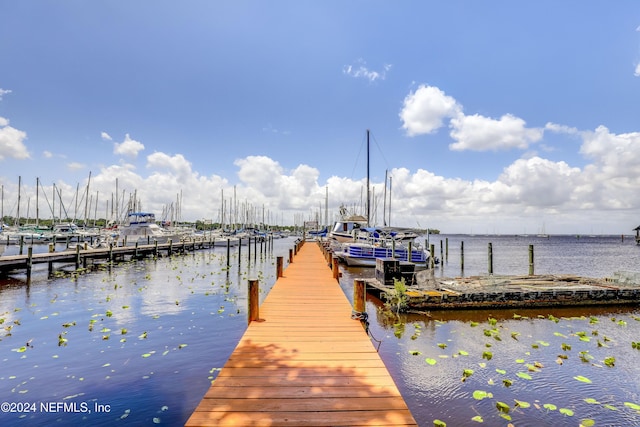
[127,212,156,224]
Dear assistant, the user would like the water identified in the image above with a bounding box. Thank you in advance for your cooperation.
[0,238,288,426]
[339,234,640,427]
[1,234,639,426]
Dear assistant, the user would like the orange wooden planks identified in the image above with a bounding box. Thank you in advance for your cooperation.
[185,241,417,427]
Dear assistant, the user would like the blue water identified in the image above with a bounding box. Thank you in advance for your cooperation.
[1,234,639,427]
[0,240,287,426]
[340,234,640,427]
[426,234,639,278]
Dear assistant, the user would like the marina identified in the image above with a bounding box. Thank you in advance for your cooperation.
[0,234,639,426]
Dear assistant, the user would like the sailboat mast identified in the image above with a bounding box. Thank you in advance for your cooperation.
[383,170,388,226]
[388,175,392,227]
[366,129,370,227]
[84,171,91,226]
[36,177,40,227]
[16,176,21,227]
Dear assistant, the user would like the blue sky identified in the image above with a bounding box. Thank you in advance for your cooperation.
[1,1,640,234]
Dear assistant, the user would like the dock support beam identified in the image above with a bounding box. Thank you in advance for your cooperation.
[529,244,535,276]
[248,279,259,324]
[26,247,33,282]
[488,242,493,274]
[332,256,340,281]
[353,279,366,315]
[276,256,283,278]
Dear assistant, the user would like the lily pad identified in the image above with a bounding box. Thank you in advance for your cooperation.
[516,372,532,380]
[624,402,640,411]
[574,375,592,384]
[472,390,493,400]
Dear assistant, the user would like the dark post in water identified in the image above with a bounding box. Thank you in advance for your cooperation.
[529,244,535,275]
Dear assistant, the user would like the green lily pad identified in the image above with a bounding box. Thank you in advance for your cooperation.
[574,375,592,384]
[624,402,640,411]
[472,390,493,400]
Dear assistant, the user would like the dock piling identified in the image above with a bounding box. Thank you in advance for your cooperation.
[488,242,493,274]
[332,256,340,280]
[353,279,366,316]
[529,244,535,275]
[248,279,259,324]
[276,256,283,278]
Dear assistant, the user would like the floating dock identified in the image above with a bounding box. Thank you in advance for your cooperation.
[185,241,417,427]
[365,270,640,311]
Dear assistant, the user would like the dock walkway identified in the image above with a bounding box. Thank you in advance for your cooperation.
[185,241,417,426]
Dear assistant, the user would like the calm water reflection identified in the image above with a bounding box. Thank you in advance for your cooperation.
[1,235,639,426]
[340,234,640,426]
[0,239,289,426]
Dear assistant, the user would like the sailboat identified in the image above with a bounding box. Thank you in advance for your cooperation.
[331,130,432,269]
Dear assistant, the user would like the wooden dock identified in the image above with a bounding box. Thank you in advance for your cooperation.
[185,241,417,427]
[0,236,268,277]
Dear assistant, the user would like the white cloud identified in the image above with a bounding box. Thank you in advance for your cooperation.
[635,63,640,77]
[343,59,391,82]
[545,122,579,135]
[0,88,11,100]
[0,117,30,161]
[146,152,193,182]
[114,134,144,157]
[43,150,53,158]
[449,113,543,151]
[262,123,291,135]
[101,132,112,141]
[399,85,461,136]
[67,162,86,171]
[498,157,581,207]
[580,125,640,178]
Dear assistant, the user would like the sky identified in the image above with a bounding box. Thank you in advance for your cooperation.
[1,1,640,234]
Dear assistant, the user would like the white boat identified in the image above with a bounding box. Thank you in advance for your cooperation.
[116,212,182,246]
[334,228,432,268]
[328,207,368,244]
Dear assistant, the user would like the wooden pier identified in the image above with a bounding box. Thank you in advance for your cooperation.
[0,236,264,277]
[185,241,417,427]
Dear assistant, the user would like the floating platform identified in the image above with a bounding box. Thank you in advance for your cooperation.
[365,272,640,310]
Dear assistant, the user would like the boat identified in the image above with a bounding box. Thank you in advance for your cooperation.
[334,227,432,268]
[330,130,437,269]
[328,206,368,243]
[115,212,182,246]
